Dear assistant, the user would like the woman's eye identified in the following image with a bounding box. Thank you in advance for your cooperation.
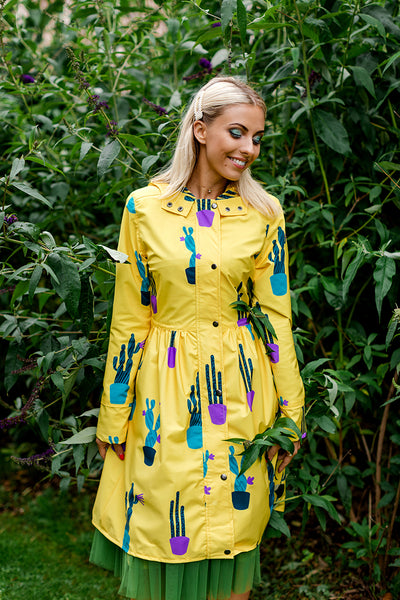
[229,128,242,139]
[252,136,262,145]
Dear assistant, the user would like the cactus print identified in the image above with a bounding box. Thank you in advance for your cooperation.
[110,334,143,405]
[186,372,202,449]
[122,482,144,552]
[205,355,226,425]
[229,446,254,510]
[238,343,254,411]
[169,491,189,556]
[269,226,287,296]
[180,226,201,284]
[142,398,160,466]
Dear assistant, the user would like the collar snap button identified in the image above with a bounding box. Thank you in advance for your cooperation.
[225,207,230,212]
[177,206,183,212]
[211,202,218,209]
[167,202,173,207]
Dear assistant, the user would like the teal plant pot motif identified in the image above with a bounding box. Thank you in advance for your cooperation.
[231,490,250,510]
[180,227,201,285]
[142,398,160,466]
[110,333,143,404]
[110,382,129,405]
[169,491,189,556]
[186,372,202,449]
[268,227,287,296]
[143,446,156,466]
[205,355,226,425]
[229,446,254,511]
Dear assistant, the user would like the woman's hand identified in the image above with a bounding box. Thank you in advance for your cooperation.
[267,440,301,473]
[96,438,125,461]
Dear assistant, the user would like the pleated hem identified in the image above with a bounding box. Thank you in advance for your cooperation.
[89,529,261,600]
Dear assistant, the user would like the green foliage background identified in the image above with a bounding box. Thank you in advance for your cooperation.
[1,0,400,595]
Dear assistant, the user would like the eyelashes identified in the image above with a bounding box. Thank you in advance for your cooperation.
[229,128,262,145]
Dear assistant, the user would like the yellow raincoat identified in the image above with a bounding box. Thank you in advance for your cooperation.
[92,182,305,563]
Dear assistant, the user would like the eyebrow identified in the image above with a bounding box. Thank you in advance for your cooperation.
[229,122,264,134]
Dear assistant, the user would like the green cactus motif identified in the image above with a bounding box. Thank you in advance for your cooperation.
[143,398,160,466]
[180,226,201,284]
[135,250,150,305]
[110,333,143,405]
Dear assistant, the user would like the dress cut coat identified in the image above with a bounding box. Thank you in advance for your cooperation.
[92,182,305,563]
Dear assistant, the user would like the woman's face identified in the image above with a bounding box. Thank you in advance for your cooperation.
[193,103,265,184]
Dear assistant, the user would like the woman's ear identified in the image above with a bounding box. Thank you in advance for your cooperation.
[193,120,207,145]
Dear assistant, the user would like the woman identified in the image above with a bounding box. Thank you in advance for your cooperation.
[91,76,305,600]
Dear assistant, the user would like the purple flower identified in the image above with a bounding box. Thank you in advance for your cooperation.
[204,486,211,495]
[196,253,201,259]
[247,476,254,485]
[12,447,55,466]
[142,410,146,416]
[136,493,145,505]
[211,22,221,28]
[4,214,18,226]
[106,120,120,137]
[21,74,35,84]
[79,78,90,90]
[199,58,212,73]
[302,432,307,439]
[88,94,110,113]
[142,97,168,116]
[279,396,288,407]
[157,434,161,444]
[208,454,215,460]
[139,341,145,349]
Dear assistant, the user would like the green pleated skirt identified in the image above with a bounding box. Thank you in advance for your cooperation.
[90,529,261,600]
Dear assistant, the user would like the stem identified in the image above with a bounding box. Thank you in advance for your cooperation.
[375,370,399,526]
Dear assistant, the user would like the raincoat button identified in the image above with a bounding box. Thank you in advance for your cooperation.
[211,202,218,209]
[220,473,227,481]
[167,202,173,207]
[212,321,219,327]
[177,206,183,212]
[224,549,231,555]
[211,263,217,269]
[216,389,222,396]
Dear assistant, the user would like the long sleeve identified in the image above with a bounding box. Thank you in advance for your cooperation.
[96,192,152,444]
[253,209,305,439]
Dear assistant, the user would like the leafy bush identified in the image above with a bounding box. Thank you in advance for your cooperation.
[1,0,399,595]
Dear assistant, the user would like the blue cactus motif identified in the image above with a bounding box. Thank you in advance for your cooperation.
[202,450,215,477]
[268,226,287,296]
[238,344,254,411]
[205,355,226,425]
[110,334,143,405]
[169,491,189,555]
[122,482,144,552]
[180,226,201,284]
[229,446,254,510]
[143,398,160,466]
[186,372,202,449]
[127,196,136,214]
[135,250,151,305]
[108,435,119,445]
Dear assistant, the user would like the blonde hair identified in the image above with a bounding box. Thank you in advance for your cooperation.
[152,76,281,217]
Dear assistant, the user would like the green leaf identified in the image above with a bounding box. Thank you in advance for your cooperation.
[373,256,396,319]
[99,244,129,263]
[26,154,64,174]
[221,0,236,32]
[47,252,81,318]
[97,139,121,178]
[268,510,291,537]
[237,0,247,45]
[28,264,43,304]
[59,426,97,444]
[359,13,385,37]
[382,49,400,75]
[350,66,376,98]
[9,157,25,182]
[11,182,52,207]
[315,415,337,434]
[79,141,93,161]
[313,109,351,155]
[119,133,147,153]
[301,358,330,378]
[342,249,364,301]
[142,154,160,175]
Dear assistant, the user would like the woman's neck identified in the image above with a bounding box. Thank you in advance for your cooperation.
[186,171,228,200]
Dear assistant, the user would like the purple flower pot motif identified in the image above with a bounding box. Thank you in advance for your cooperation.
[267,343,279,363]
[196,210,214,227]
[110,382,130,405]
[169,536,190,556]
[185,266,195,284]
[167,346,177,368]
[141,290,150,305]
[151,295,157,313]
[143,446,156,466]
[231,491,250,510]
[246,390,255,411]
[186,425,202,450]
[208,404,227,425]
[270,273,287,296]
